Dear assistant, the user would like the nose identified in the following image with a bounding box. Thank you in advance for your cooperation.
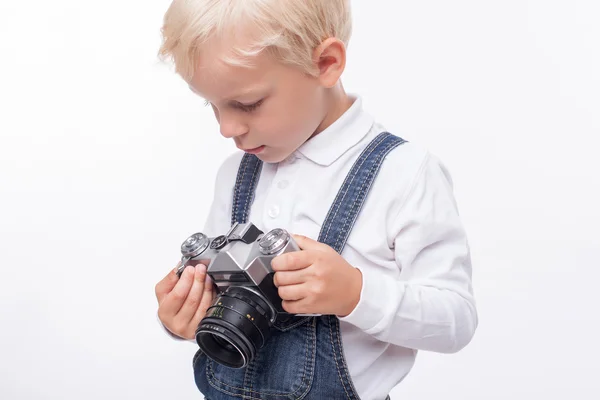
[218,111,249,139]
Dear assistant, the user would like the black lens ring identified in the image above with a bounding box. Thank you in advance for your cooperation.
[196,287,276,368]
[226,286,274,321]
[196,319,255,368]
[228,291,270,319]
[208,295,271,345]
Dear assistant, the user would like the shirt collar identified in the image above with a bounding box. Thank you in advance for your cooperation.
[295,95,374,166]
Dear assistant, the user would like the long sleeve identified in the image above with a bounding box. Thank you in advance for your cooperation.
[157,194,227,342]
[158,152,240,342]
[340,152,478,353]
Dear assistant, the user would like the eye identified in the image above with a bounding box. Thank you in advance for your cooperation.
[236,99,264,113]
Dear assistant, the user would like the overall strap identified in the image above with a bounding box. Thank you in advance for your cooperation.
[231,153,263,226]
[318,132,406,254]
[230,132,407,256]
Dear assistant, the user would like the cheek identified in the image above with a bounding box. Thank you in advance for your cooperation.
[289,100,325,138]
[253,112,298,143]
[251,78,324,147]
[275,92,323,135]
[259,106,318,145]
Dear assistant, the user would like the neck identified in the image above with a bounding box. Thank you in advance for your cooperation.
[310,82,353,140]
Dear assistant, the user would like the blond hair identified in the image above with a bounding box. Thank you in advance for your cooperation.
[158,0,352,81]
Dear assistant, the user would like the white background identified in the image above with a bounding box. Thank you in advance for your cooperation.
[1,0,599,399]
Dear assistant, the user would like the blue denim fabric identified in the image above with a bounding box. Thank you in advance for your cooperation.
[193,132,406,400]
[231,153,263,228]
[318,132,407,254]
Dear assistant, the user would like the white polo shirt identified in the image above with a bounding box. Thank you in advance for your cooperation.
[194,96,477,400]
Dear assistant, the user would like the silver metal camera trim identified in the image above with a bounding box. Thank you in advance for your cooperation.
[225,222,259,243]
[179,223,322,321]
[258,228,289,255]
[176,256,191,276]
[224,222,241,240]
[181,232,210,257]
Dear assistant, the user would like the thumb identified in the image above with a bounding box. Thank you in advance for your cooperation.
[291,234,331,252]
[155,263,182,304]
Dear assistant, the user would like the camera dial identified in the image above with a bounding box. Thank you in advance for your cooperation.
[259,228,290,255]
[210,235,228,250]
[181,233,210,257]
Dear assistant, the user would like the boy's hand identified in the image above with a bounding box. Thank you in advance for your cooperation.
[155,263,215,340]
[271,235,362,317]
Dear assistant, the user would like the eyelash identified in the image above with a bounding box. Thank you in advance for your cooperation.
[237,99,264,113]
[203,99,264,113]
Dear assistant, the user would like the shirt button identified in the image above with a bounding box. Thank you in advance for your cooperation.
[268,205,280,218]
[277,180,289,189]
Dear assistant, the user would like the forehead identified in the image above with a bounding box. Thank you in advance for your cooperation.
[188,37,277,100]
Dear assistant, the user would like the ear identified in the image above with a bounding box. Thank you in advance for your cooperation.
[313,37,347,88]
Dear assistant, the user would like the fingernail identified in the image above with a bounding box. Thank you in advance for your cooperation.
[271,257,279,269]
[271,256,283,270]
[198,264,207,273]
[186,265,195,274]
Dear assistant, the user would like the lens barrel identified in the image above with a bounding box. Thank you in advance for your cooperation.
[195,286,275,368]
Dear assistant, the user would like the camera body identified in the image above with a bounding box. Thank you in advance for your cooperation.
[178,222,298,316]
[177,222,316,368]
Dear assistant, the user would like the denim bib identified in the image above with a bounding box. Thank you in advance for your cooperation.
[193,132,406,400]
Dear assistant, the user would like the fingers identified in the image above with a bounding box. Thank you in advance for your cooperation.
[281,299,309,314]
[278,283,306,302]
[160,265,195,316]
[177,264,208,323]
[273,270,306,287]
[155,263,182,304]
[191,274,216,327]
[271,250,314,272]
[292,234,331,252]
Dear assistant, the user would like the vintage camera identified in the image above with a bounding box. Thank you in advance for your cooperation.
[177,222,315,368]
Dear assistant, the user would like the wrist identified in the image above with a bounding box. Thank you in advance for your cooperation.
[338,267,362,317]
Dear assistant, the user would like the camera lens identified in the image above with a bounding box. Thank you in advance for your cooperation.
[213,335,237,351]
[195,286,275,368]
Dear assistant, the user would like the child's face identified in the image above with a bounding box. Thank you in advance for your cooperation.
[188,40,329,163]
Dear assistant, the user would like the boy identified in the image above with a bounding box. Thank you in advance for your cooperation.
[154,1,478,399]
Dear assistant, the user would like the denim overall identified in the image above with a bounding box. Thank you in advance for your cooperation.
[193,132,406,400]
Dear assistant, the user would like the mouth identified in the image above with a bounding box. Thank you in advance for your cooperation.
[239,145,265,154]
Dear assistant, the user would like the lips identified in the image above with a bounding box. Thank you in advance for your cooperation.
[240,145,265,154]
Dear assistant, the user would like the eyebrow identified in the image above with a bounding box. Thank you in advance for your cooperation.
[187,85,267,103]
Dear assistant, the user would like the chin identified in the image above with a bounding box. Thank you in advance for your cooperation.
[256,154,283,164]
[255,149,288,164]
